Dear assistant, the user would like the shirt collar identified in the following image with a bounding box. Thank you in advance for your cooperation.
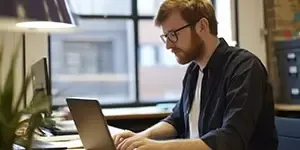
[198,38,229,72]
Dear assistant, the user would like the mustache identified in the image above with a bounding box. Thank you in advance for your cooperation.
[171,48,179,53]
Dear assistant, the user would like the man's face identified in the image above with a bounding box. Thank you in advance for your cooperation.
[160,11,205,65]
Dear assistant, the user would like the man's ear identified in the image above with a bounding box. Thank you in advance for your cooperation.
[195,18,209,35]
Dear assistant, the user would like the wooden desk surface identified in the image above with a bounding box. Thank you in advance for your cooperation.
[54,106,172,121]
[102,106,171,120]
[275,104,300,111]
[34,125,123,150]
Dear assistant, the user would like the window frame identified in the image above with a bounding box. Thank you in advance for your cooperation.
[49,0,239,109]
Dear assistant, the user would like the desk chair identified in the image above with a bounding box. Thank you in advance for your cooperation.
[275,116,300,150]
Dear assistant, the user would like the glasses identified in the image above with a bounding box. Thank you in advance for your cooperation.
[160,23,192,43]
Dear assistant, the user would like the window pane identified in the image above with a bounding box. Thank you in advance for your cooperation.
[137,0,163,16]
[138,20,188,102]
[69,0,132,15]
[50,19,136,106]
[216,0,237,46]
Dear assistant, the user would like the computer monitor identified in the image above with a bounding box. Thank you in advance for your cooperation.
[31,57,51,109]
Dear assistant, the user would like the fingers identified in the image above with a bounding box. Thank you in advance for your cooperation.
[117,138,128,150]
[117,137,143,150]
[113,130,135,147]
[116,137,124,146]
[126,140,143,150]
[113,134,123,145]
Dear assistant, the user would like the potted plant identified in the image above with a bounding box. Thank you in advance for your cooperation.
[0,36,52,150]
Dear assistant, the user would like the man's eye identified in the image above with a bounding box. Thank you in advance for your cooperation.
[169,32,176,37]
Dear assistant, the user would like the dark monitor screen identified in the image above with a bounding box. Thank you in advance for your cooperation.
[31,57,51,100]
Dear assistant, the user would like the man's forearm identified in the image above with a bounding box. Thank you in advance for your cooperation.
[139,121,177,140]
[160,139,212,150]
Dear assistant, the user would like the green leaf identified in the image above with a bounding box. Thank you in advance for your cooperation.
[14,136,27,148]
[24,113,43,150]
[1,67,15,120]
[0,112,9,143]
[0,38,3,143]
[0,112,18,150]
[22,91,51,115]
[10,112,23,131]
[0,35,33,150]
[1,35,22,122]
[0,36,4,107]
[16,118,29,128]
[0,35,50,150]
[15,74,32,113]
[40,117,56,128]
[0,111,11,128]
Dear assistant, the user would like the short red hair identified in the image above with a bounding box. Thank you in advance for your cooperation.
[154,0,218,36]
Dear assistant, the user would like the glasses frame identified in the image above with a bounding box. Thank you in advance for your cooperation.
[160,23,192,43]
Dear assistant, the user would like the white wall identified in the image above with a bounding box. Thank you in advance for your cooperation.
[238,0,267,66]
[0,31,48,108]
[24,33,48,106]
[0,32,24,108]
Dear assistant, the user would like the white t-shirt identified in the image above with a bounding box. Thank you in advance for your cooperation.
[189,70,203,139]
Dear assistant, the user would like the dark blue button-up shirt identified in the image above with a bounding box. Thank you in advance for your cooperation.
[163,38,278,150]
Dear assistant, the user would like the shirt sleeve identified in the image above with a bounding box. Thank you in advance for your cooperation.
[200,57,267,150]
[162,99,185,138]
[161,63,196,138]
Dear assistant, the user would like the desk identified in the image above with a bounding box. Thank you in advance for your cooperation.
[102,106,171,120]
[31,125,123,149]
[53,106,172,133]
[55,106,172,121]
[275,104,300,111]
[275,104,300,118]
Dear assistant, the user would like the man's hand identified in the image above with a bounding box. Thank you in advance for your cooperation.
[112,130,137,146]
[116,136,164,150]
[112,130,162,150]
[112,122,178,150]
[112,130,211,150]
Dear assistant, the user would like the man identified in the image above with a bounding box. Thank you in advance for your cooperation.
[113,0,278,150]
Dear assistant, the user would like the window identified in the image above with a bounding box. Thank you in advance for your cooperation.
[138,20,187,102]
[50,0,237,106]
[62,41,115,74]
[137,0,163,16]
[69,0,132,15]
[215,0,237,46]
[50,19,136,106]
[139,45,159,66]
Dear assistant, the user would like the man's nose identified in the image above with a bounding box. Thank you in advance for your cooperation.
[166,39,174,50]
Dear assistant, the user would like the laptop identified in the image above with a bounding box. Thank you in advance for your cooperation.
[66,98,118,150]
